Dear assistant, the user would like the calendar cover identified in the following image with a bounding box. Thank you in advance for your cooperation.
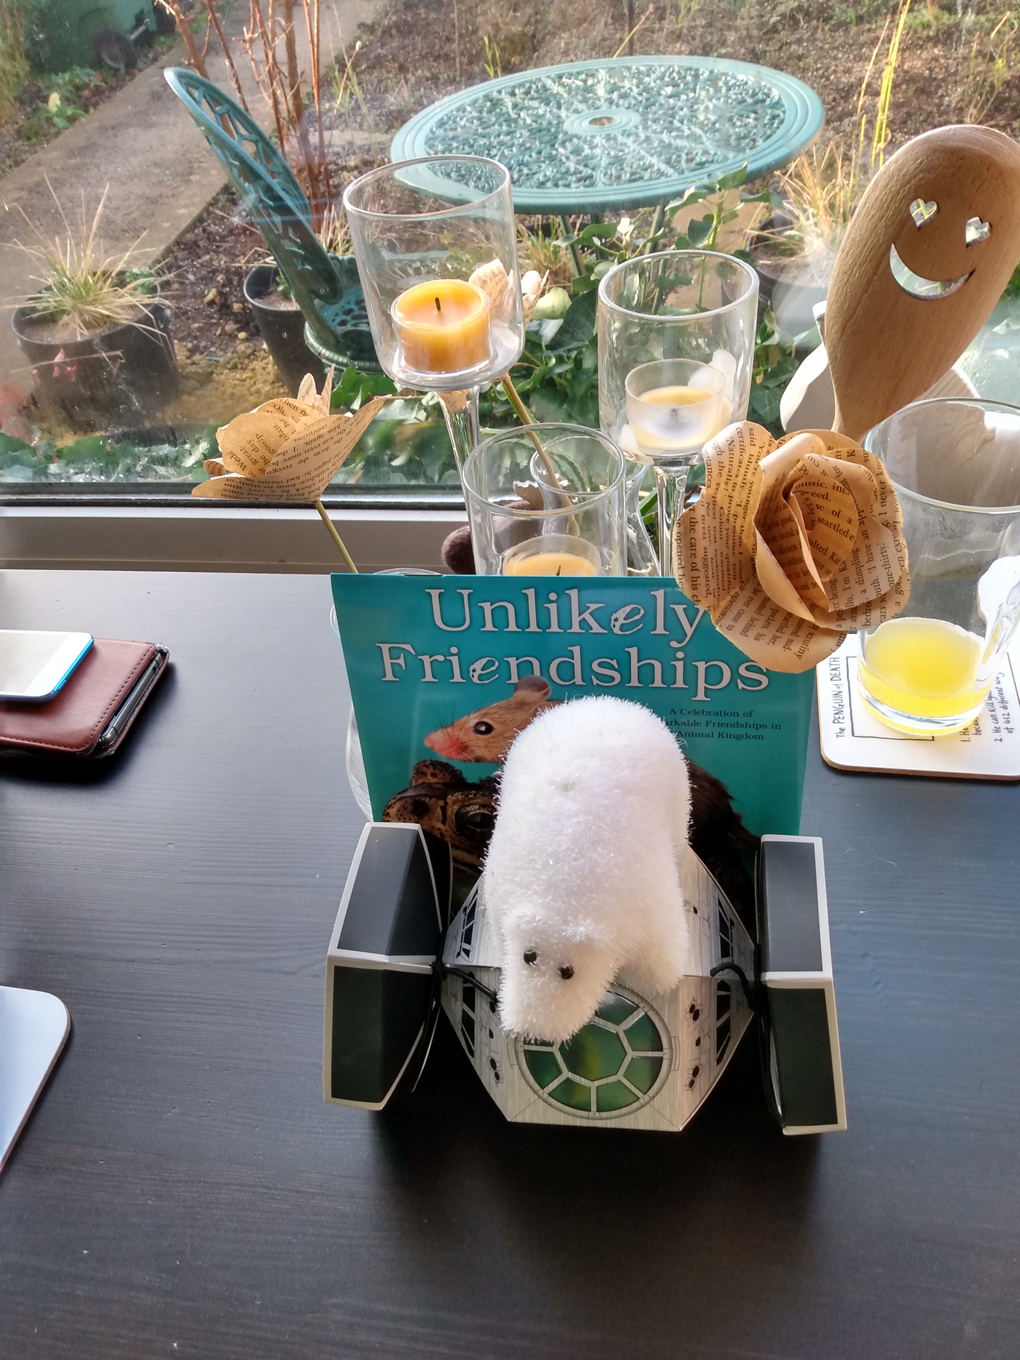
[331,574,814,864]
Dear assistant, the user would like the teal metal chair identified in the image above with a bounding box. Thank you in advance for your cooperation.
[164,67,380,374]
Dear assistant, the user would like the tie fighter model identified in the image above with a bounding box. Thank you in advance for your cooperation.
[324,824,845,1135]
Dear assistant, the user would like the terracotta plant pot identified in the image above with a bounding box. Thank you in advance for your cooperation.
[12,291,179,430]
[243,264,326,397]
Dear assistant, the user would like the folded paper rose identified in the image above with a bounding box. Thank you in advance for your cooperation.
[192,369,387,501]
[675,423,910,673]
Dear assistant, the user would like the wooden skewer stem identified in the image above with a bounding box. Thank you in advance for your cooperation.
[500,372,578,526]
[499,373,560,485]
[314,499,358,573]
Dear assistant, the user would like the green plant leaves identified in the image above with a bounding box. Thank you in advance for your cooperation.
[685,213,716,247]
[330,366,397,409]
[544,289,597,353]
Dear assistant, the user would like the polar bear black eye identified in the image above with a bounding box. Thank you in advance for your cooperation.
[523,949,538,965]
[559,965,574,980]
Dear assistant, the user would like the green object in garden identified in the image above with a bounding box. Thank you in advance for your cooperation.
[391,56,824,215]
[22,0,162,73]
[163,67,381,375]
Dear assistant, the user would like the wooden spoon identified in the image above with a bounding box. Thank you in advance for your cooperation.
[826,125,1020,441]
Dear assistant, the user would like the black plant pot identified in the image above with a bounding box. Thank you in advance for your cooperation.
[12,297,180,430]
[244,265,326,397]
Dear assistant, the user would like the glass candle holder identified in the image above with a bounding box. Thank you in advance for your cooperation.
[625,358,727,457]
[461,424,627,576]
[858,398,1020,735]
[598,250,759,576]
[343,157,525,394]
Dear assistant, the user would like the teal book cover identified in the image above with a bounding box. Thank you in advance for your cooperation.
[332,574,813,857]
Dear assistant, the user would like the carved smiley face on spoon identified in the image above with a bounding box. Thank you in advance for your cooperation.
[826,124,1020,441]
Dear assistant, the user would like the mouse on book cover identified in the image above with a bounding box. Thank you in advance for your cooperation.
[424,681,759,927]
[484,696,693,1042]
[382,759,496,871]
[424,675,557,765]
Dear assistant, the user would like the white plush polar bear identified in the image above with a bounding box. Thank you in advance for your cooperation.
[483,695,692,1042]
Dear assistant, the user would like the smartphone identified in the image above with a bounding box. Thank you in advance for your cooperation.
[92,648,169,756]
[0,630,94,701]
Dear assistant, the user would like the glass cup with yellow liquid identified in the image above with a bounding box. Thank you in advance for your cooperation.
[858,398,1020,735]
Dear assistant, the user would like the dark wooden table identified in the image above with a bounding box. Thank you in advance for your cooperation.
[1,570,1018,1360]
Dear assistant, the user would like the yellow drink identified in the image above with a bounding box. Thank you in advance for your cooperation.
[858,616,988,729]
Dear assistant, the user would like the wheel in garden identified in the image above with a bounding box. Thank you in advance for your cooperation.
[94,28,139,70]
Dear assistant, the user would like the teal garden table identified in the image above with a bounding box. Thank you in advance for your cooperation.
[391,56,825,215]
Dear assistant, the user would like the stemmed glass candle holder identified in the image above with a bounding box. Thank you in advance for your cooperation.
[598,250,759,575]
[858,398,1020,735]
[461,424,627,576]
[343,156,526,470]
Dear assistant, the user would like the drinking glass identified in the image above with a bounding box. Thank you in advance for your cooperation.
[598,250,759,575]
[331,569,441,819]
[343,156,525,471]
[461,424,627,576]
[858,398,1020,735]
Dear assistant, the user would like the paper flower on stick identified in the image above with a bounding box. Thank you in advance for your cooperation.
[676,424,910,673]
[193,369,387,501]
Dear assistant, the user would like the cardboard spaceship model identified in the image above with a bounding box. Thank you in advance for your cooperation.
[323,822,845,1135]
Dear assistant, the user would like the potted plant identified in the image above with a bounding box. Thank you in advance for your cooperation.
[11,188,179,428]
[244,206,359,397]
[751,143,854,343]
[244,261,326,397]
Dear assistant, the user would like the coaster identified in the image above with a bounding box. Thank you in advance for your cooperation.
[816,635,1020,780]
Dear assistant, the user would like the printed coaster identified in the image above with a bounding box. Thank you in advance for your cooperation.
[816,635,1020,780]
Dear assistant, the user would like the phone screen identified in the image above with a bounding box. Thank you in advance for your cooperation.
[0,631,93,699]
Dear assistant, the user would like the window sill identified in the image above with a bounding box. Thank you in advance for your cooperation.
[0,502,466,573]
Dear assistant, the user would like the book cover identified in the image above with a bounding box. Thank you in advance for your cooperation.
[332,574,814,857]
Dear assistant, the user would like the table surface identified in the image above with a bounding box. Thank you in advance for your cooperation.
[390,57,825,215]
[1,568,1018,1360]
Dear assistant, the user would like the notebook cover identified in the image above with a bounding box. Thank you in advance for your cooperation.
[0,639,162,756]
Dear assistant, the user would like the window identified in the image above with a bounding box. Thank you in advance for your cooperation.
[3,1,1017,564]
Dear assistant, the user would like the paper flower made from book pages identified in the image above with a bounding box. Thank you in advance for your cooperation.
[675,423,910,673]
[192,369,387,501]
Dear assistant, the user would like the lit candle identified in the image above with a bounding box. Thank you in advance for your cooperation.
[391,279,491,374]
[628,383,723,455]
[503,534,600,576]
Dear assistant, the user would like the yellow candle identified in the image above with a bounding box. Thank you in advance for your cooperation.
[859,617,987,725]
[641,384,714,407]
[505,551,599,576]
[503,534,600,576]
[630,384,720,452]
[391,279,491,374]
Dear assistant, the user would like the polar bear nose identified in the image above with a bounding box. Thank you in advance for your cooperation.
[523,949,538,965]
[558,965,575,980]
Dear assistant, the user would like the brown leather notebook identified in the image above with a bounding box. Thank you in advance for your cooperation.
[0,638,169,758]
